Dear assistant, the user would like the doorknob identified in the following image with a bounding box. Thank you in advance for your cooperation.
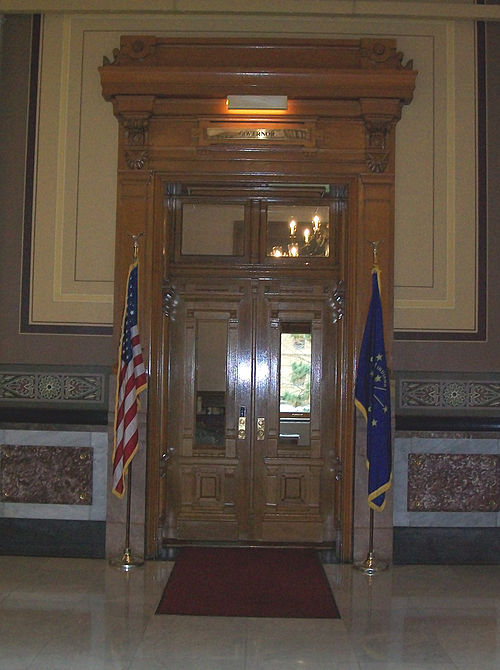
[257,417,265,441]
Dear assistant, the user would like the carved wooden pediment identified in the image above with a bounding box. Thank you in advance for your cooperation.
[100,36,416,103]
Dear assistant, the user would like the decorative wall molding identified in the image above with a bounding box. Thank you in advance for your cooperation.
[2,2,500,21]
[0,366,109,410]
[396,372,500,415]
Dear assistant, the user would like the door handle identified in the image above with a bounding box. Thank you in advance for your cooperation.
[257,417,265,441]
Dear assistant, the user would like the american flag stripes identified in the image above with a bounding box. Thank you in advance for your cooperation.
[112,261,147,498]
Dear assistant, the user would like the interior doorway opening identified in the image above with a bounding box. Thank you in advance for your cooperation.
[159,181,348,553]
[99,35,416,561]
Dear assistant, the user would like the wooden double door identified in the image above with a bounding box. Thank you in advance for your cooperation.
[163,276,342,545]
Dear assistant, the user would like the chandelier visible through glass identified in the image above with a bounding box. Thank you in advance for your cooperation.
[267,205,330,258]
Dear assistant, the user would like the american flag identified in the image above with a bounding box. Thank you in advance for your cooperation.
[112,261,147,498]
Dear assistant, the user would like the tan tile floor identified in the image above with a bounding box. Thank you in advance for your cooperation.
[0,555,499,669]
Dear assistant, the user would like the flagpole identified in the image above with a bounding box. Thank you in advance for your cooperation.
[109,463,144,570]
[109,232,146,571]
[353,240,390,576]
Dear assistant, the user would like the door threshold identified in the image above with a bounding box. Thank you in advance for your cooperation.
[159,539,338,563]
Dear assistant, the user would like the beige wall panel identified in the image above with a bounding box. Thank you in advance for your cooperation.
[31,15,116,326]
[31,12,477,332]
[394,21,478,333]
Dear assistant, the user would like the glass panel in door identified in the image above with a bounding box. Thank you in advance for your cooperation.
[194,319,227,448]
[279,325,312,448]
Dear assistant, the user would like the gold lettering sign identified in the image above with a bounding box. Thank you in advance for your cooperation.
[206,128,310,142]
[199,122,315,148]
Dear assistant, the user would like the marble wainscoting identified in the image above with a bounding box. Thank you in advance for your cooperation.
[393,371,500,564]
[0,429,108,557]
[0,365,110,558]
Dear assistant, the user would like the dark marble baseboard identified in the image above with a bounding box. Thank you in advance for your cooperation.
[394,527,500,564]
[396,415,500,432]
[0,408,108,425]
[0,519,106,558]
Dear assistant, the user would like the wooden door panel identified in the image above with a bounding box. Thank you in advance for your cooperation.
[262,462,322,510]
[252,281,338,543]
[164,278,340,544]
[260,462,325,542]
[176,460,240,540]
[166,279,252,540]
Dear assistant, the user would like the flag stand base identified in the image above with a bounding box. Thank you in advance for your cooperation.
[353,508,389,575]
[109,464,144,571]
[109,547,144,571]
[353,550,388,575]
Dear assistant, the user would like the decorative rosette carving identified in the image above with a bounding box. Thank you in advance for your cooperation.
[360,39,414,70]
[102,36,157,66]
[125,151,149,170]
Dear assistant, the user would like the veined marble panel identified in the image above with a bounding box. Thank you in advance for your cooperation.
[0,429,108,521]
[394,434,500,528]
[0,444,93,505]
[407,453,499,512]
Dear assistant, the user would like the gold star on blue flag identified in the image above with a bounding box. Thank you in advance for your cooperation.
[355,267,392,511]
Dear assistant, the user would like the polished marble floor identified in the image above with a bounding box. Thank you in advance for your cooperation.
[0,554,499,669]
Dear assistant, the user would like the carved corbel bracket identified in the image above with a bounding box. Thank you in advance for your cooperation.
[122,115,150,147]
[118,111,153,170]
[361,98,403,174]
[364,119,392,174]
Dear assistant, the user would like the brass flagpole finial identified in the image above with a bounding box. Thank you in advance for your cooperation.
[128,232,145,261]
[368,240,381,267]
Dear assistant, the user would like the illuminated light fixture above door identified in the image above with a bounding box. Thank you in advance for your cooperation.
[226,95,288,111]
[269,213,329,258]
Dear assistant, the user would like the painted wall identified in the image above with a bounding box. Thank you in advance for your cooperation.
[1,7,500,562]
[2,11,497,365]
[394,19,500,371]
[0,15,113,365]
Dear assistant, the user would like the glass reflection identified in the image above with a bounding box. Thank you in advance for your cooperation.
[182,204,244,256]
[267,205,330,258]
[195,320,227,447]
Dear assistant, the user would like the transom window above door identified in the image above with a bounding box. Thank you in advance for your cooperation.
[165,182,347,268]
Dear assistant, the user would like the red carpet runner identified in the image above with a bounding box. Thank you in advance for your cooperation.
[156,546,340,618]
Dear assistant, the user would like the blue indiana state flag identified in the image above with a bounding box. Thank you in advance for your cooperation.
[355,267,392,511]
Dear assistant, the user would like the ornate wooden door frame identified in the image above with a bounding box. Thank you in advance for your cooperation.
[99,37,416,561]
